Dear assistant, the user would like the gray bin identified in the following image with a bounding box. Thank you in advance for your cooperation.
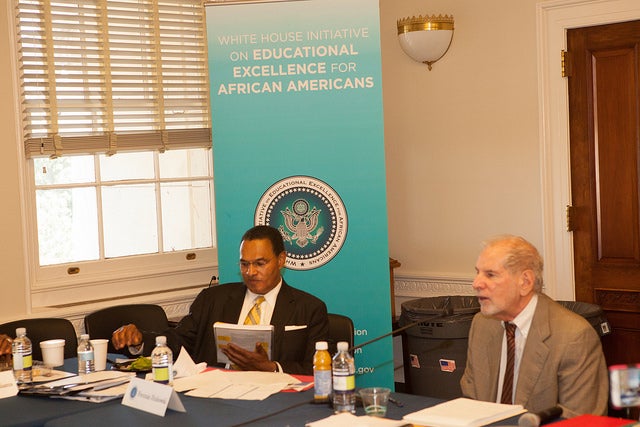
[399,295,480,399]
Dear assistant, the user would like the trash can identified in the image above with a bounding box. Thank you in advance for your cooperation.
[557,301,611,337]
[399,295,480,399]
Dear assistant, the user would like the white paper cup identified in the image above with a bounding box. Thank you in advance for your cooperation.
[90,338,109,371]
[40,339,65,367]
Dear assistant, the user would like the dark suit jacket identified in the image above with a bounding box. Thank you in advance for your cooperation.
[144,281,329,375]
[460,293,608,418]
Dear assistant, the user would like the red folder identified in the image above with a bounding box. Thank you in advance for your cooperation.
[550,414,638,426]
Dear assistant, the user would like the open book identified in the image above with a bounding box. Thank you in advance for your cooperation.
[213,322,274,364]
[402,397,526,427]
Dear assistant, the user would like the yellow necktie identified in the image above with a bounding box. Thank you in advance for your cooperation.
[244,296,265,325]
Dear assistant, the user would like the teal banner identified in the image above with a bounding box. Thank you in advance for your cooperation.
[206,0,391,388]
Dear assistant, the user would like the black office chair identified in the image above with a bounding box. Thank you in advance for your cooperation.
[84,304,169,354]
[0,318,78,361]
[327,313,354,355]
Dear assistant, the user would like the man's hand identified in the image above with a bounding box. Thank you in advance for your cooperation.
[221,342,277,372]
[0,334,12,356]
[111,324,142,350]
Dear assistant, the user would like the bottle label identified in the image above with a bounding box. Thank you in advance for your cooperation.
[22,354,32,370]
[314,369,332,399]
[12,352,23,370]
[153,366,171,384]
[12,351,32,371]
[332,374,355,391]
[78,351,94,362]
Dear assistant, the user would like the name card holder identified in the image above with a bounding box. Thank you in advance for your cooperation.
[121,377,186,417]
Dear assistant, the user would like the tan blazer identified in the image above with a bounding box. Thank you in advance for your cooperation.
[460,293,608,418]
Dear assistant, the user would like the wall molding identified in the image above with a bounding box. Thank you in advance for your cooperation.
[392,273,475,315]
[394,274,475,298]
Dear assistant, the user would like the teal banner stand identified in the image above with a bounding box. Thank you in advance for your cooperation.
[206,0,391,388]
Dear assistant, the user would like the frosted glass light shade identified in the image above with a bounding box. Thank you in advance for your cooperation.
[397,14,454,70]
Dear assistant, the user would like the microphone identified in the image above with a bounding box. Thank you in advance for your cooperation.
[518,406,563,427]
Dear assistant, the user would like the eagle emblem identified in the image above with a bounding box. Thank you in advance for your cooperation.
[279,199,324,248]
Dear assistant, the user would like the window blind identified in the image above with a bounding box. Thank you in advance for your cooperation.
[16,0,211,158]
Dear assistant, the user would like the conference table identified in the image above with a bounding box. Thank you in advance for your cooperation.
[2,359,525,427]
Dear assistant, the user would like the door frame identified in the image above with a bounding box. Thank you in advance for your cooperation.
[537,0,640,300]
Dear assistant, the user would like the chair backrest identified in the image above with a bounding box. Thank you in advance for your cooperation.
[84,304,169,354]
[0,318,78,361]
[327,313,354,355]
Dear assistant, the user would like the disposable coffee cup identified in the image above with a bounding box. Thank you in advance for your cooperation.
[40,339,65,367]
[90,339,109,371]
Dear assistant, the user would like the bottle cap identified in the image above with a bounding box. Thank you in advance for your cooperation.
[315,341,328,350]
[80,334,89,340]
[337,341,348,351]
[156,336,167,345]
[15,327,26,336]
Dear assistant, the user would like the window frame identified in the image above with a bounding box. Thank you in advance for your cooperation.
[25,151,218,310]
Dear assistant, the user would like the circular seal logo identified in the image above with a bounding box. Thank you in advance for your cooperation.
[255,176,348,270]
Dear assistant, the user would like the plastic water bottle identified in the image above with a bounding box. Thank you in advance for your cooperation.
[332,341,355,413]
[151,336,173,385]
[12,327,32,384]
[77,334,95,375]
[313,341,332,403]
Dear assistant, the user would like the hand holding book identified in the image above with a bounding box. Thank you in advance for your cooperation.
[214,322,274,370]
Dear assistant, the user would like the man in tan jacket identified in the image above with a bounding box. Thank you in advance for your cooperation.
[460,235,608,418]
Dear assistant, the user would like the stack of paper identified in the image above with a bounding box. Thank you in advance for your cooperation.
[20,370,136,403]
[173,369,300,400]
[402,397,526,427]
[306,413,408,427]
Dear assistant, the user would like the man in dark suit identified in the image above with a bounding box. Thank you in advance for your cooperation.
[112,225,329,375]
[460,235,608,418]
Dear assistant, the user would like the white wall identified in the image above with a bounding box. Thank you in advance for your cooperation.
[0,1,542,324]
[383,0,542,274]
[381,0,541,310]
[0,2,29,320]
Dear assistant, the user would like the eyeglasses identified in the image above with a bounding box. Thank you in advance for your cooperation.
[239,258,272,271]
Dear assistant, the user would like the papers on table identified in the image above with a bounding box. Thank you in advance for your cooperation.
[22,370,136,403]
[32,369,75,383]
[305,413,408,427]
[43,370,135,389]
[0,370,18,399]
[173,369,301,400]
[402,397,526,427]
[54,380,131,403]
[173,347,207,378]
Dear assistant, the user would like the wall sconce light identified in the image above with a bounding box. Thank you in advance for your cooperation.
[397,14,454,71]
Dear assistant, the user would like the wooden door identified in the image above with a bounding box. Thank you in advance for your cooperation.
[567,20,640,368]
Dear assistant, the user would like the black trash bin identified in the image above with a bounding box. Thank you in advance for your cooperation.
[399,295,480,399]
[557,300,611,337]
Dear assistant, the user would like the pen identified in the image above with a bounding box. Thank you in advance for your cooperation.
[389,396,404,407]
[91,378,131,391]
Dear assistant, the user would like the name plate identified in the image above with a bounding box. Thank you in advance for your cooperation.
[121,377,186,417]
[0,370,18,399]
